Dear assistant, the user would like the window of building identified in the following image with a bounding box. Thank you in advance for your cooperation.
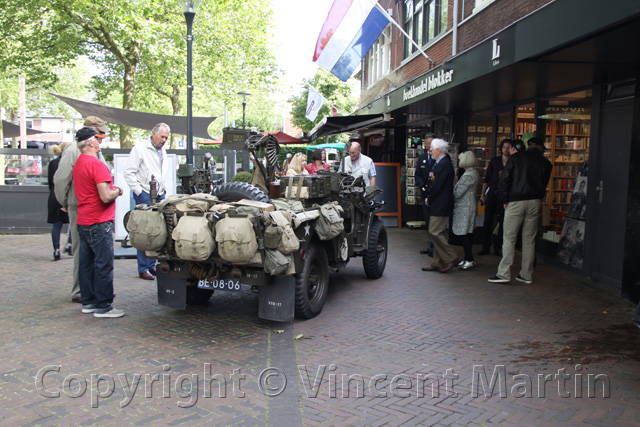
[403,0,448,58]
[367,26,391,86]
[473,0,496,14]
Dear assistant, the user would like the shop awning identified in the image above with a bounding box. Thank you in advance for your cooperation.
[53,94,217,140]
[1,120,49,139]
[308,114,389,142]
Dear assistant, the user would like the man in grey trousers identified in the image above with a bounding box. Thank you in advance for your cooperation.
[54,116,110,302]
[489,137,552,284]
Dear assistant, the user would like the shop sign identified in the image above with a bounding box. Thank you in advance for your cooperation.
[492,39,501,66]
[402,70,454,102]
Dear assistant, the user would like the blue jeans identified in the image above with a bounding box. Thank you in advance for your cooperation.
[78,221,115,312]
[133,190,165,274]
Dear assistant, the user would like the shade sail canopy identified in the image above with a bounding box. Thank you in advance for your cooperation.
[53,93,217,139]
[308,114,388,142]
[2,120,49,138]
[306,142,347,151]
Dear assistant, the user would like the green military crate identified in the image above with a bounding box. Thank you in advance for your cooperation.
[280,175,331,199]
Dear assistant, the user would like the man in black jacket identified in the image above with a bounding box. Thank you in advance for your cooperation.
[489,137,552,284]
[415,133,435,255]
[421,139,460,273]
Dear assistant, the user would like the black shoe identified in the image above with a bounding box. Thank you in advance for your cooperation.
[478,249,490,255]
[420,249,430,254]
[63,244,73,256]
[53,249,61,261]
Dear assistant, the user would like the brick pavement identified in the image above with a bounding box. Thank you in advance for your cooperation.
[0,231,639,426]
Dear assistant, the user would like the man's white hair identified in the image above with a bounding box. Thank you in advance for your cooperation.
[430,138,448,152]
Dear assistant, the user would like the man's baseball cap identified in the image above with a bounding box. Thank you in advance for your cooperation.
[84,116,110,133]
[75,127,99,142]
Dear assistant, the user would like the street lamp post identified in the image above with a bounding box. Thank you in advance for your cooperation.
[237,91,251,129]
[178,0,202,165]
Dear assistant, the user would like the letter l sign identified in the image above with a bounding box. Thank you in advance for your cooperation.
[492,39,501,60]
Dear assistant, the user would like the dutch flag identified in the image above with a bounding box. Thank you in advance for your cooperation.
[313,0,390,82]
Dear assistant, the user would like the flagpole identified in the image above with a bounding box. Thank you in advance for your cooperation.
[367,0,436,66]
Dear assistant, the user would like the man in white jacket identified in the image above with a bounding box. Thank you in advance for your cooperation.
[124,123,170,280]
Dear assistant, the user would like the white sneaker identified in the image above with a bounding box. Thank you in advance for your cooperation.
[457,259,466,267]
[459,260,476,270]
[94,308,125,318]
[81,305,95,314]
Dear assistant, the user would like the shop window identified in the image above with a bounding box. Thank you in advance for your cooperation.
[466,112,493,182]
[403,0,448,59]
[367,27,392,87]
[537,91,592,253]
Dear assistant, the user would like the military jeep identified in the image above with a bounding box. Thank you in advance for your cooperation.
[124,131,388,322]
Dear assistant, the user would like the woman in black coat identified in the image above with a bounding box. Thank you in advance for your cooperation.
[48,142,71,260]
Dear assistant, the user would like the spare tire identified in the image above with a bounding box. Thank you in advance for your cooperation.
[213,182,270,203]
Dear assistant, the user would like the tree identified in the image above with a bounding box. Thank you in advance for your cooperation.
[1,0,278,148]
[289,69,359,136]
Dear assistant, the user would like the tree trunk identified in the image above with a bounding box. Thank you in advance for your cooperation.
[119,64,137,149]
[170,84,181,148]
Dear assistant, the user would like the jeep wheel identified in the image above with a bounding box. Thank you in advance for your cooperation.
[213,182,269,203]
[186,287,214,306]
[295,241,329,319]
[363,218,387,279]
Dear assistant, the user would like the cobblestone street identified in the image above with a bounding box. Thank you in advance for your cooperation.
[1,229,639,426]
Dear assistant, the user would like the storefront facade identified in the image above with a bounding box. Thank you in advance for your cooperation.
[351,0,640,301]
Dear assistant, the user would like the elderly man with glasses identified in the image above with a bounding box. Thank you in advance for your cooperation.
[339,140,376,186]
[421,139,460,273]
[124,123,170,280]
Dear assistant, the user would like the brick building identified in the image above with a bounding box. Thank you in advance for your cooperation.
[311,0,640,303]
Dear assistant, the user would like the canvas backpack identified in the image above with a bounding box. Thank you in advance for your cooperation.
[125,209,168,252]
[315,202,344,240]
[215,216,259,264]
[171,214,215,261]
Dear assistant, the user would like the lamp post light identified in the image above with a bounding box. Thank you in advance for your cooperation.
[178,0,202,165]
[237,91,251,129]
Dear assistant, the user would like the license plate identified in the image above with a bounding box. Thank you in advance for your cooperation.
[197,278,242,291]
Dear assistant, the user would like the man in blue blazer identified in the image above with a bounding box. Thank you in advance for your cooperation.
[421,139,460,273]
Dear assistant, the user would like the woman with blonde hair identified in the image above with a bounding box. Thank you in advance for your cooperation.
[452,151,480,270]
[48,142,72,260]
[286,152,309,176]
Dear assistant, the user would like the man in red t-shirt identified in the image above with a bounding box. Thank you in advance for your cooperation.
[72,127,125,318]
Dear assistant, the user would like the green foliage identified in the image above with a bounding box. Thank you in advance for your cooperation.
[231,171,252,183]
[288,69,358,137]
[0,0,279,148]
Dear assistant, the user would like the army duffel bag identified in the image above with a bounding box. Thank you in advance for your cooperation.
[125,209,168,252]
[315,202,344,240]
[172,214,215,261]
[215,216,259,264]
[263,249,291,276]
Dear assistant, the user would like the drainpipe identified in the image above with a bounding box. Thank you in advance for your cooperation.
[453,0,459,56]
